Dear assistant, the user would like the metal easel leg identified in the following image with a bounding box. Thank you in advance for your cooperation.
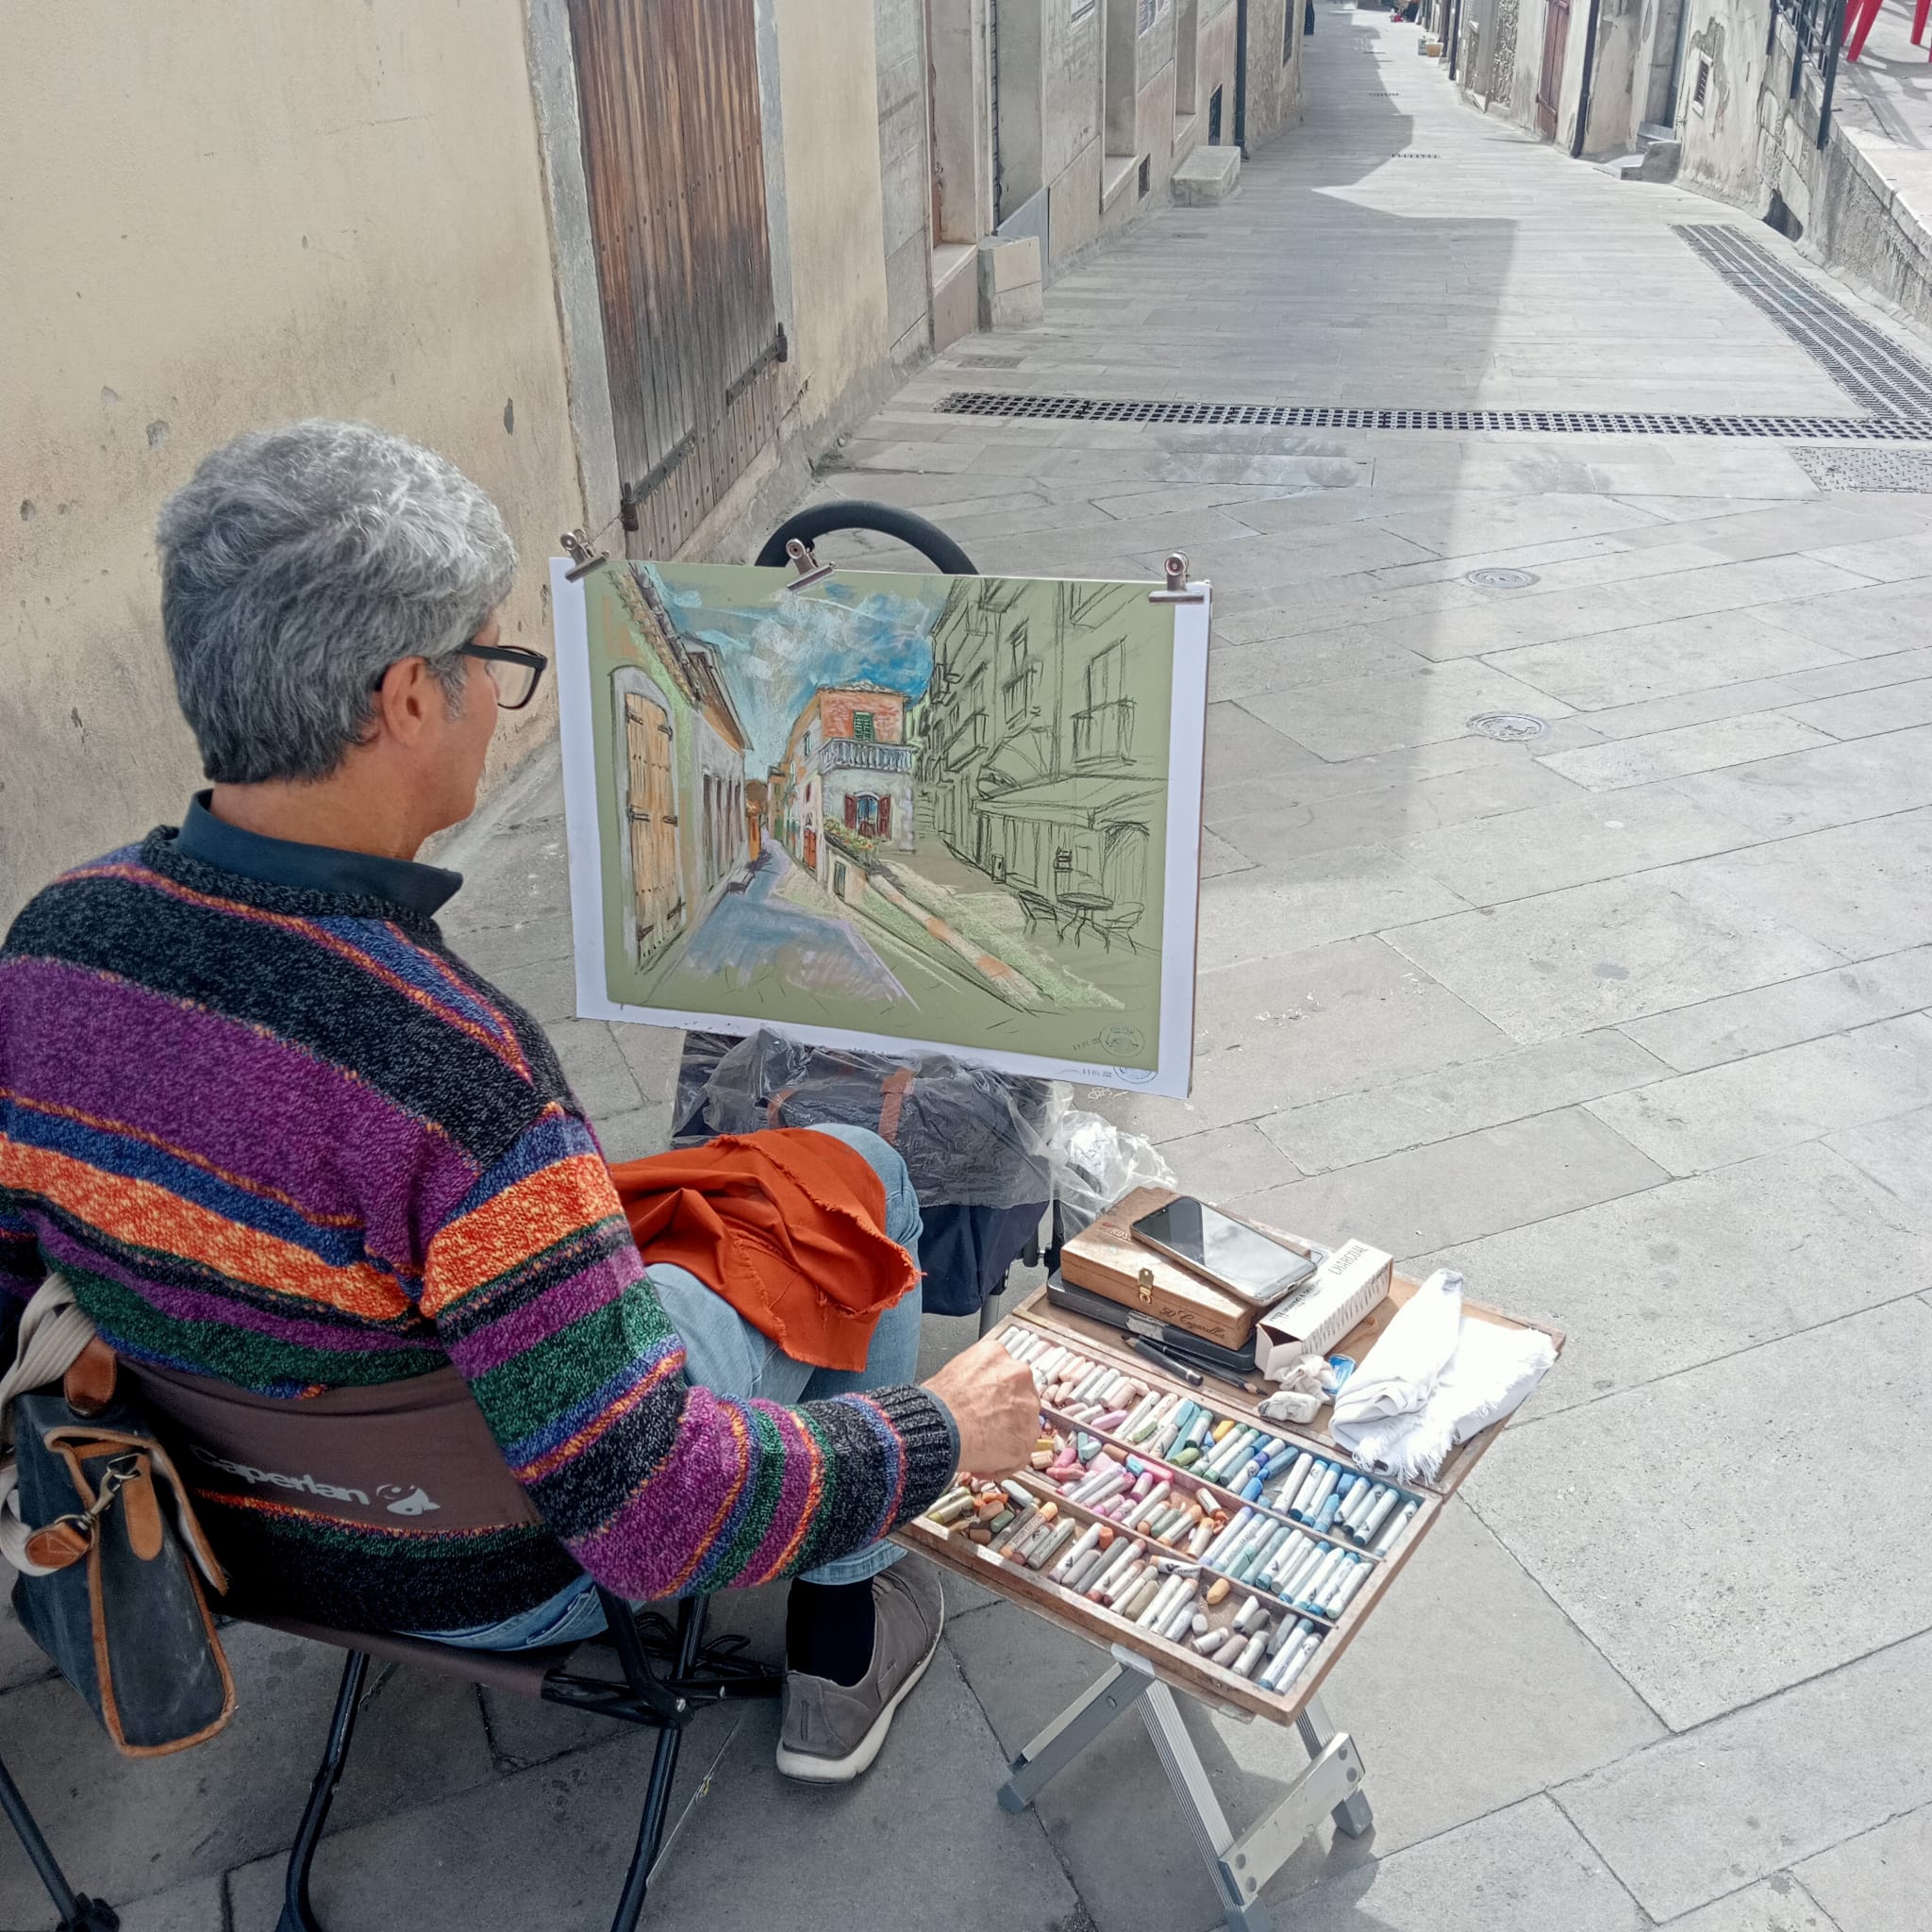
[994,1649,1372,1932]
[1297,1693,1374,1839]
[997,1650,1157,1812]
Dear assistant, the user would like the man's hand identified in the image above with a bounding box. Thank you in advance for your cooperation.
[924,1336,1040,1478]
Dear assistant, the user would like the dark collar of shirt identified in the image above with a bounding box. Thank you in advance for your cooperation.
[175,791,464,918]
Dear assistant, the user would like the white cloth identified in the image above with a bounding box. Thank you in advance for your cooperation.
[1329,1268,1464,1431]
[1329,1270,1555,1483]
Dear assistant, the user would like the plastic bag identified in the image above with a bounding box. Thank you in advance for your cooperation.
[672,1029,1055,1212]
[1043,1091,1176,1236]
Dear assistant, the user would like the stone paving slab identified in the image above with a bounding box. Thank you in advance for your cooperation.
[1536,713,1834,792]
[1617,949,1932,1073]
[1417,1139,1932,1414]
[1471,1296,1932,1729]
[1234,1106,1668,1261]
[1556,1625,1932,1921]
[1257,1029,1667,1174]
[226,1641,1080,1932]
[1658,807,1932,961]
[1588,1013,1932,1175]
[948,1504,1660,1932]
[1671,724,1932,841]
[1664,1880,1840,1932]
[1387,778,1758,907]
[0,1622,494,1924]
[1389,870,1845,1044]
[1794,1801,1932,1932]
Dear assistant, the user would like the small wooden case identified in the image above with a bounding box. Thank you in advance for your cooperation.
[900,1271,1562,1728]
[1058,1185,1322,1350]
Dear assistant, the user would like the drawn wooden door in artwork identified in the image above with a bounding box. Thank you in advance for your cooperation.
[1535,0,1570,141]
[624,692,683,961]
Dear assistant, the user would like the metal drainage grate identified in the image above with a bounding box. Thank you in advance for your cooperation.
[1675,225,1932,416]
[1790,445,1932,491]
[934,391,1932,441]
[1467,567,1540,589]
[1469,711,1550,741]
[954,354,1025,371]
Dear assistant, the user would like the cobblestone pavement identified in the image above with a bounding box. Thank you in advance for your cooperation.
[26,12,1932,1929]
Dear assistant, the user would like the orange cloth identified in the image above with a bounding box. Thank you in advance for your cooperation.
[608,1130,919,1372]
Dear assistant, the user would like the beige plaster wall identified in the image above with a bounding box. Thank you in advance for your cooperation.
[774,0,895,433]
[2,1,585,925]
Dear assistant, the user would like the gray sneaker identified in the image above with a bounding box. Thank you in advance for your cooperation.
[775,1557,944,1783]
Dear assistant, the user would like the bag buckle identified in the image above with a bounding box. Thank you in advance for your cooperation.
[32,1450,144,1561]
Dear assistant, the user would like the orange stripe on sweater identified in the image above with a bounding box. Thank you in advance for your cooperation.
[513,1350,685,1485]
[2,1088,365,1230]
[424,1152,624,1315]
[4,1141,409,1321]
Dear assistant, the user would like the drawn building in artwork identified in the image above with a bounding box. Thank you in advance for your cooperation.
[607,567,752,968]
[774,682,918,886]
[916,577,1158,944]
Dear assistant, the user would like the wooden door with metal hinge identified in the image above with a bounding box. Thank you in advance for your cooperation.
[1535,0,1571,141]
[569,0,787,558]
[624,692,683,961]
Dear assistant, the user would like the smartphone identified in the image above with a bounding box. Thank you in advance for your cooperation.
[1129,1198,1317,1310]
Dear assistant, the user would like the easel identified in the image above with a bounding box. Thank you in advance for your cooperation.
[998,1649,1370,1932]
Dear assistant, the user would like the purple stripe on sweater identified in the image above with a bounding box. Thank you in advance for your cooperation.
[3,957,481,1269]
[32,1224,426,1355]
[573,1383,765,1600]
[441,1246,645,1379]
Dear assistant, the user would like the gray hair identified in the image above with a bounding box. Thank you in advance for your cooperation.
[156,420,517,784]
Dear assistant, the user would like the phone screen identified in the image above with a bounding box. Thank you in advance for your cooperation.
[1130,1199,1315,1305]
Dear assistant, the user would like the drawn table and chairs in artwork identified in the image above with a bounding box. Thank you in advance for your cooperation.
[1010,887,1144,954]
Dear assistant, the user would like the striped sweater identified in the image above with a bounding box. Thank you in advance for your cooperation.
[0,812,957,1630]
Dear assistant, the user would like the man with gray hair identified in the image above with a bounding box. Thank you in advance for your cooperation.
[0,419,1036,1785]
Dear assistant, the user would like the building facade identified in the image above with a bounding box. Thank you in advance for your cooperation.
[5,0,1305,924]
[775,685,918,886]
[917,578,1158,942]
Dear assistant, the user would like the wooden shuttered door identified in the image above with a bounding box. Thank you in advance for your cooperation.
[569,0,785,558]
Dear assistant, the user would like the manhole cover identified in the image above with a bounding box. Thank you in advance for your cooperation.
[1469,711,1549,741]
[1466,567,1540,589]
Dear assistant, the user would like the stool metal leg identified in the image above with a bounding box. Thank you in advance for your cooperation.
[277,1650,370,1932]
[0,1749,118,1931]
[607,1596,707,1932]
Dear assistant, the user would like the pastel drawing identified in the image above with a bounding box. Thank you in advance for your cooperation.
[562,557,1203,1084]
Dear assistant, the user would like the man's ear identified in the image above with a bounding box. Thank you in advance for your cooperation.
[372,657,438,746]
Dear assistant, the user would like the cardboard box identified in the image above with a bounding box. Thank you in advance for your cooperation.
[1255,1239,1394,1377]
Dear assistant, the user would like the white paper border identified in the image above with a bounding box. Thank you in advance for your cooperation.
[551,558,1210,1098]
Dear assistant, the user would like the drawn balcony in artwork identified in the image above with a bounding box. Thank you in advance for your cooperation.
[577,558,1185,1076]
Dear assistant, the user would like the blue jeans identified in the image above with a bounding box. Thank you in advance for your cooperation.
[416,1124,924,1650]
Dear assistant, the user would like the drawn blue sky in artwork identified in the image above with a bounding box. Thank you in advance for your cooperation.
[643,565,943,774]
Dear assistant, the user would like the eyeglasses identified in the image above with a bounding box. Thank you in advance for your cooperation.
[458,641,548,710]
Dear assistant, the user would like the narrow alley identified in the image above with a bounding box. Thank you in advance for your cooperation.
[19,9,1932,1930]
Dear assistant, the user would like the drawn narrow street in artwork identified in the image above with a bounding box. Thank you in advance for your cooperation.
[662,841,910,1008]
